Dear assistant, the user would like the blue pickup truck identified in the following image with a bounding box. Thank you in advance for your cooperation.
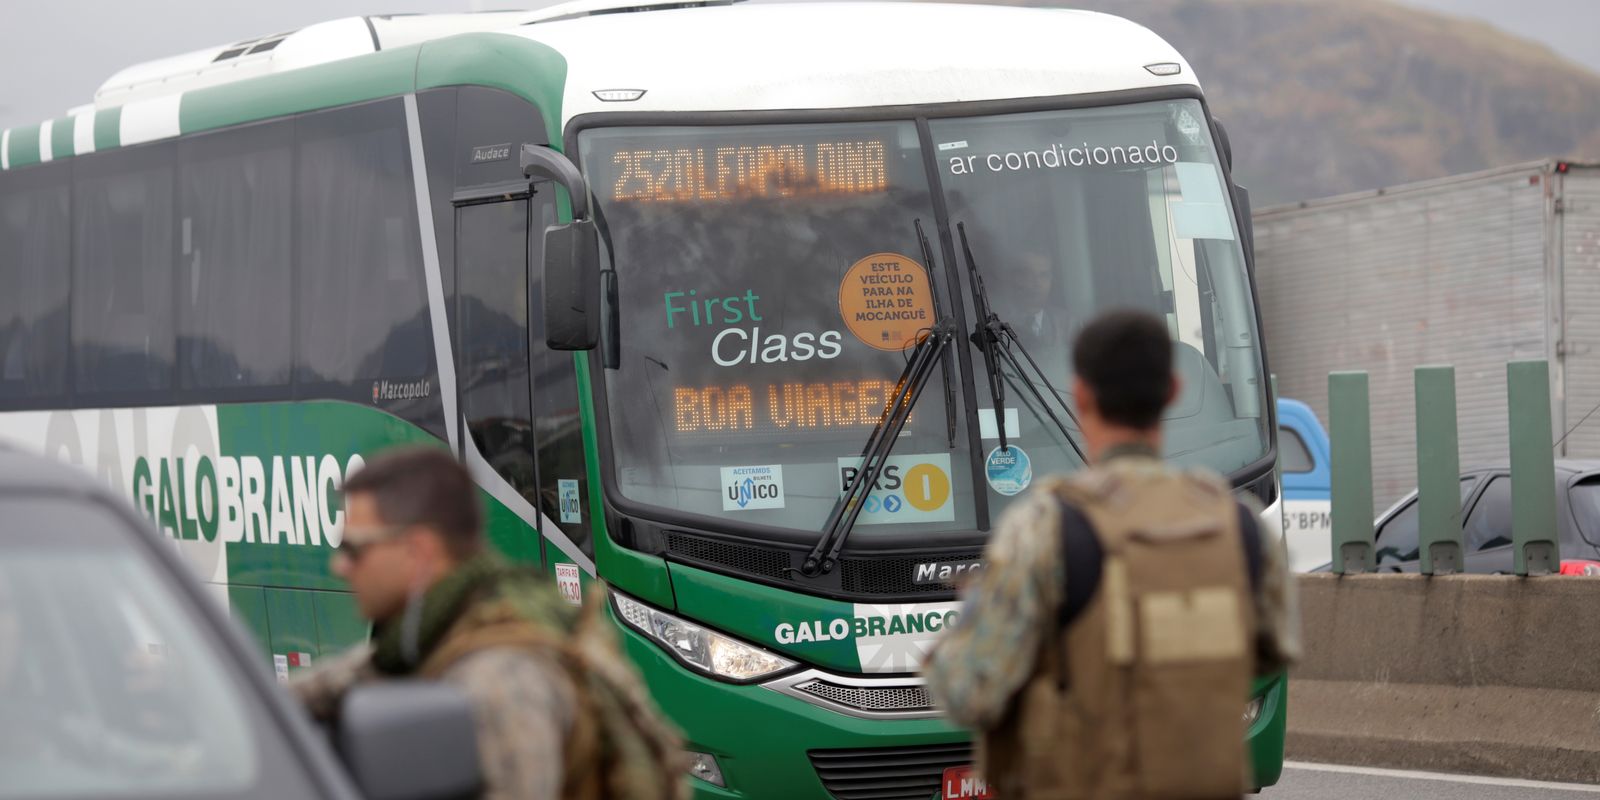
[1277,398,1332,571]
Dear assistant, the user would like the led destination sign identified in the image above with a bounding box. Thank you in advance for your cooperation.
[674,379,914,435]
[608,140,888,202]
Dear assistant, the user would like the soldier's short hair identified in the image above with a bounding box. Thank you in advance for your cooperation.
[1072,310,1173,429]
[343,447,483,559]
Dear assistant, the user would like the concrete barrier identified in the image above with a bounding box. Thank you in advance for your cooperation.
[1289,573,1600,783]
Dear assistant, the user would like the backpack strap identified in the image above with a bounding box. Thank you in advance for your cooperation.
[1056,498,1263,629]
[1055,501,1105,629]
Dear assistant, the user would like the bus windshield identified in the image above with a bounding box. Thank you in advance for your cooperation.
[930,98,1269,519]
[580,99,1268,538]
[581,120,980,538]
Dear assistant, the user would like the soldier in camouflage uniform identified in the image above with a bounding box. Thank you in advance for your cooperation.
[293,447,685,800]
[924,311,1299,799]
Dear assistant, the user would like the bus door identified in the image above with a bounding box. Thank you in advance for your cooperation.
[453,193,595,576]
[455,196,543,563]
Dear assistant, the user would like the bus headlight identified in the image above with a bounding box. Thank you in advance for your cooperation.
[1243,696,1264,728]
[612,590,798,682]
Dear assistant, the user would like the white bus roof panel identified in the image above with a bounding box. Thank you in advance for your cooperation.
[521,2,1197,122]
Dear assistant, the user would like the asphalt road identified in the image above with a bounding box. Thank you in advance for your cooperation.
[1272,762,1600,799]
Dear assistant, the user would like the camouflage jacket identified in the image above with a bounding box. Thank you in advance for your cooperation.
[293,564,578,800]
[922,453,1301,732]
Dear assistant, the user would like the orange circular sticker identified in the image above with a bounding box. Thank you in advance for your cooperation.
[838,253,936,351]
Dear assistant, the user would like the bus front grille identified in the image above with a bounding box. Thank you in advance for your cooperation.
[795,679,934,714]
[662,532,790,579]
[808,742,973,800]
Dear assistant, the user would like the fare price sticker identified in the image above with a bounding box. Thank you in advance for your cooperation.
[838,253,935,351]
[555,563,583,606]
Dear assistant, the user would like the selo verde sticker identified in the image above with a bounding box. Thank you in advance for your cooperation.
[984,445,1032,496]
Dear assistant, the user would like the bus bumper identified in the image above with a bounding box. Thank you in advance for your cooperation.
[617,622,1289,799]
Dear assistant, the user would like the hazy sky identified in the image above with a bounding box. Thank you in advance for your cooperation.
[1396,0,1600,73]
[0,0,1594,132]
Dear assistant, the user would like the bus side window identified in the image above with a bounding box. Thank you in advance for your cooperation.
[177,120,293,392]
[74,143,177,396]
[295,101,432,396]
[0,165,70,404]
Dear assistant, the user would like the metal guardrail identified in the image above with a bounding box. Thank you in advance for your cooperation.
[1327,360,1561,576]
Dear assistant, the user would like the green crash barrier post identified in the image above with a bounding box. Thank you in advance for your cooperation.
[1329,371,1375,574]
[1507,360,1560,576]
[1415,366,1463,575]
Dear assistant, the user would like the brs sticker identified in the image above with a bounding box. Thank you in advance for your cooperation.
[721,464,785,511]
[836,453,954,524]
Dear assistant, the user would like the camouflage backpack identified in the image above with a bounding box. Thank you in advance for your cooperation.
[423,570,689,800]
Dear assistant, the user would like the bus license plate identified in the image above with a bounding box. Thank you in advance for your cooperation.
[940,766,994,799]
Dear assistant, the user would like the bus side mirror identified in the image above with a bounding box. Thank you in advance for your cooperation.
[1212,118,1234,174]
[522,144,601,351]
[542,220,602,351]
[1234,184,1255,267]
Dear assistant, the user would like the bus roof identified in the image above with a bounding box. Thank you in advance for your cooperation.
[522,2,1197,119]
[1,2,1197,170]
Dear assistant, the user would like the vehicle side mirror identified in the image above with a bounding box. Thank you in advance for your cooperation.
[336,682,482,800]
[1212,118,1234,174]
[522,144,602,351]
[1234,184,1255,266]
[542,220,602,350]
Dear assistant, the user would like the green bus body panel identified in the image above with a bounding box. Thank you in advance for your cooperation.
[415,33,569,148]
[91,399,550,678]
[49,116,73,160]
[8,124,41,168]
[313,590,371,654]
[618,614,964,798]
[94,106,122,151]
[481,488,544,565]
[669,562,861,672]
[209,400,548,566]
[264,587,321,674]
[179,45,426,134]
[217,402,442,591]
[1249,672,1288,788]
[7,33,569,169]
[96,32,567,154]
[227,585,273,656]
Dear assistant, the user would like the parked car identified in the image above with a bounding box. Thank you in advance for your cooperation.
[1278,398,1333,571]
[1369,460,1600,573]
[0,448,480,800]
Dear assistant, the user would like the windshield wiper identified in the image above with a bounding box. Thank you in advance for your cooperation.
[960,223,1010,453]
[801,222,957,577]
[917,220,960,450]
[957,222,1087,464]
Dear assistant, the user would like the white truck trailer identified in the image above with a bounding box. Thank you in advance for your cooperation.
[1256,159,1600,512]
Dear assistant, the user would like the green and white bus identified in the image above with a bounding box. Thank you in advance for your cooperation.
[0,2,1285,796]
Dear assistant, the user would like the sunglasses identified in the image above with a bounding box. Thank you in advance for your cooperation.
[335,524,409,563]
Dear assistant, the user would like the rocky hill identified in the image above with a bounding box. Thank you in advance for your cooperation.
[995,0,1600,203]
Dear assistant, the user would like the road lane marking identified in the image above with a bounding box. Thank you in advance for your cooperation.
[1284,761,1600,793]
